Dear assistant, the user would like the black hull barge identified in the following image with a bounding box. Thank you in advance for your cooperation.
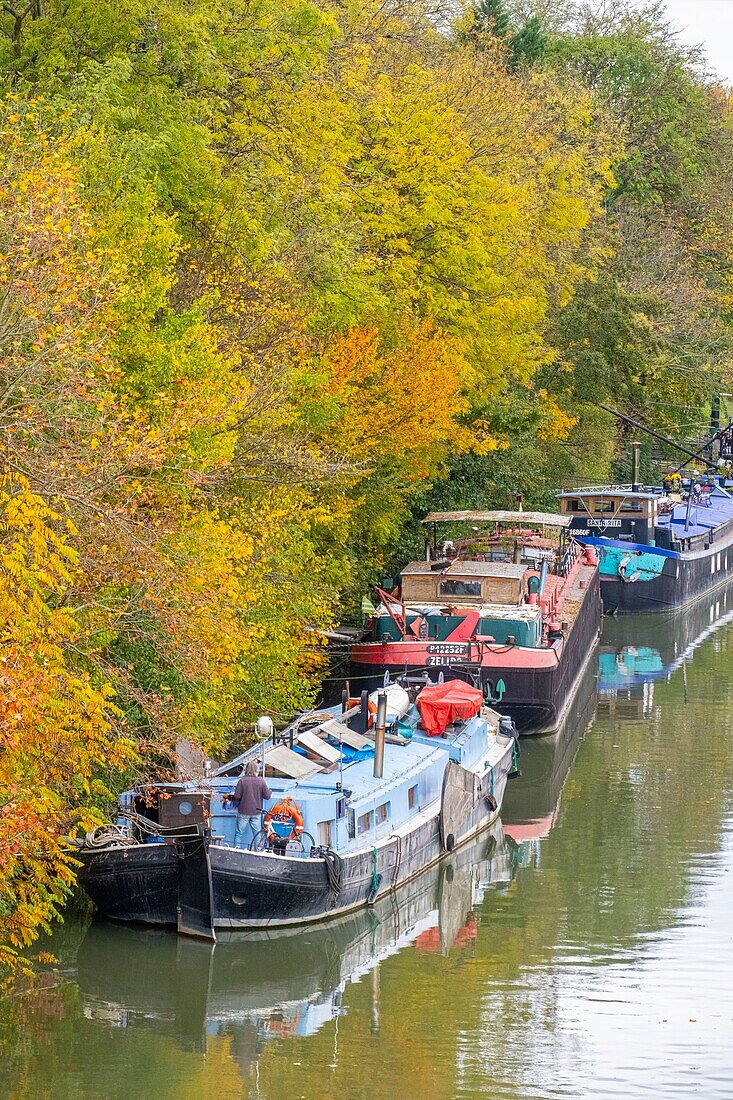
[559,472,733,614]
[77,824,511,1046]
[77,685,516,939]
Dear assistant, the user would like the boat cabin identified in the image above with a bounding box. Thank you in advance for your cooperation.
[364,510,576,650]
[559,487,661,546]
[400,560,528,607]
[118,698,507,858]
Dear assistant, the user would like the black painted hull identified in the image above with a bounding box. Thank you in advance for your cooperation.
[77,749,512,933]
[600,537,733,614]
[76,823,509,1048]
[501,654,597,835]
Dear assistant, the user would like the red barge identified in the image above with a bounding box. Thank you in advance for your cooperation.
[350,511,602,734]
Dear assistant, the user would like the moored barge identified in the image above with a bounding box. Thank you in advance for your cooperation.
[77,822,511,1048]
[76,683,516,940]
[349,510,602,734]
[559,474,733,614]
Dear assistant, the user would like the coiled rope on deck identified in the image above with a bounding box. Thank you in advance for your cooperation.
[83,824,136,849]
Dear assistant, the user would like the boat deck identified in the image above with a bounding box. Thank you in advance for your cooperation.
[656,497,733,542]
[139,704,506,857]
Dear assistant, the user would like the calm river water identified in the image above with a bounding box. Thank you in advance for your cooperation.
[4,588,733,1100]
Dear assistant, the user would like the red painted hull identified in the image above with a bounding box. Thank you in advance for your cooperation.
[350,638,563,671]
[350,565,601,735]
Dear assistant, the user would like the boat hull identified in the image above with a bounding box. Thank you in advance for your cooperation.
[76,822,510,1048]
[588,535,733,613]
[77,747,513,933]
[350,569,602,735]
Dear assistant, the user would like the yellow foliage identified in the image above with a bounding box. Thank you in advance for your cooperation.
[0,475,134,974]
[536,392,579,442]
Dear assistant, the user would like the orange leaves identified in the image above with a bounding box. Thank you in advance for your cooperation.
[324,321,470,477]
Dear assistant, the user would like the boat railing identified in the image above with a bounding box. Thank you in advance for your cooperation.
[559,483,661,495]
[555,537,582,578]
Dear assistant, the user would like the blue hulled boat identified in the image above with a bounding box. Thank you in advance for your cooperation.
[558,474,733,612]
[76,682,517,940]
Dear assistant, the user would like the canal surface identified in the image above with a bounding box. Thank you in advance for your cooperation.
[4,591,733,1100]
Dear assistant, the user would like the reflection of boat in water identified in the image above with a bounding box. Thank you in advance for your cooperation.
[77,824,510,1059]
[500,654,597,846]
[597,579,733,719]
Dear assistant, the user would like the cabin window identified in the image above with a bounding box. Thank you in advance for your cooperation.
[317,820,332,847]
[620,501,643,513]
[408,784,419,810]
[564,498,584,512]
[593,500,616,513]
[439,579,482,598]
[375,802,390,826]
[347,811,356,839]
[358,811,372,835]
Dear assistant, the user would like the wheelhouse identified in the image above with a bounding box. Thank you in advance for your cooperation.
[559,487,661,546]
[365,511,579,651]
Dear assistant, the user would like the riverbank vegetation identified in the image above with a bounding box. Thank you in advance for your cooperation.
[1,0,732,969]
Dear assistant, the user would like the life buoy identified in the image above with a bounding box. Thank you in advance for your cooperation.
[348,697,377,727]
[263,798,304,840]
[618,554,641,583]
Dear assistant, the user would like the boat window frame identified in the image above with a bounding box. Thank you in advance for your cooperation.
[438,578,482,598]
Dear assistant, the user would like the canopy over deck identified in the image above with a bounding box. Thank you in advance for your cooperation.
[402,560,526,578]
[422,509,570,528]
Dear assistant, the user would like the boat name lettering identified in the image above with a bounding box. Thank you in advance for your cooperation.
[572,518,624,529]
[425,655,467,666]
[426,643,470,655]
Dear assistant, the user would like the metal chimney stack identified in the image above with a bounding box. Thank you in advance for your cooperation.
[373,691,387,778]
[631,441,641,491]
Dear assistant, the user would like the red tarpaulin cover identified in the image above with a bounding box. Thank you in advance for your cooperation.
[416,680,483,737]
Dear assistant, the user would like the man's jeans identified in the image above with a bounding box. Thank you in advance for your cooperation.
[234,813,261,849]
